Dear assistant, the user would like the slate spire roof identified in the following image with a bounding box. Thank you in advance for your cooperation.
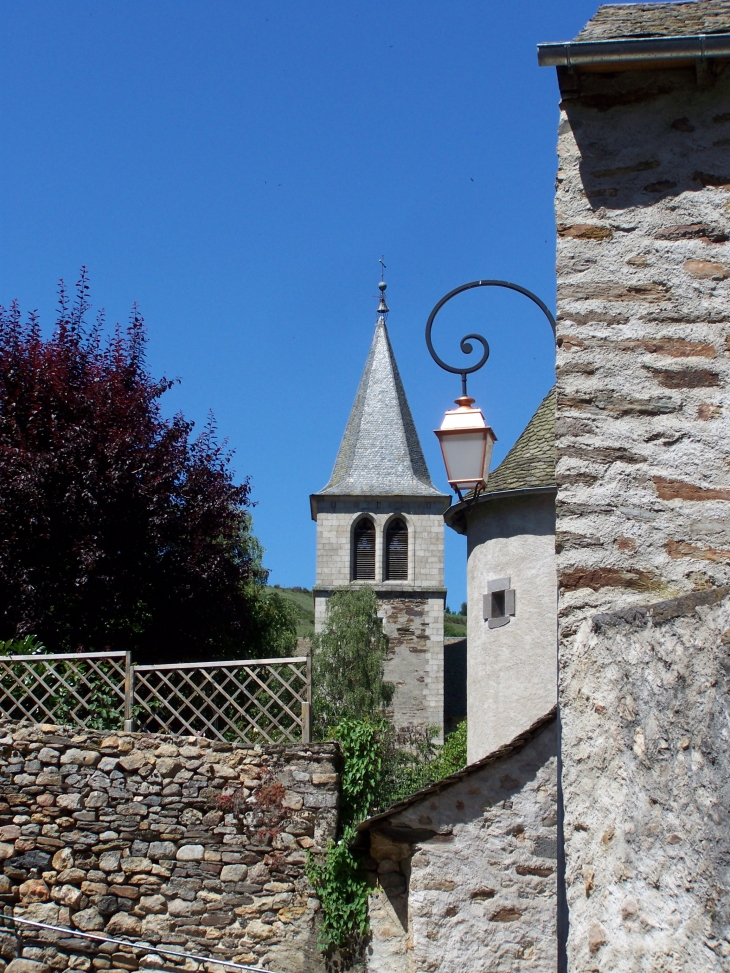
[318,292,446,498]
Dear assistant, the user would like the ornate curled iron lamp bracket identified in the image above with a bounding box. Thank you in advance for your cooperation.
[425,279,557,396]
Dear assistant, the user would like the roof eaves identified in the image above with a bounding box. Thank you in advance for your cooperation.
[538,31,730,68]
[356,706,558,832]
[444,484,556,535]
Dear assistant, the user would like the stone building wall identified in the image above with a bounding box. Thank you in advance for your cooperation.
[378,595,444,736]
[0,720,340,973]
[360,713,558,973]
[555,62,730,969]
[313,497,446,735]
[313,499,446,592]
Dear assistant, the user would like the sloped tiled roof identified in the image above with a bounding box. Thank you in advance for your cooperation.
[357,707,557,833]
[318,316,447,498]
[483,387,556,495]
[576,1,730,40]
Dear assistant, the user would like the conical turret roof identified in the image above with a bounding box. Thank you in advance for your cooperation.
[484,387,556,494]
[319,316,446,498]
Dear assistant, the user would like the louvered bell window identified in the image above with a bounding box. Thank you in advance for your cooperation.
[385,518,408,581]
[353,518,376,580]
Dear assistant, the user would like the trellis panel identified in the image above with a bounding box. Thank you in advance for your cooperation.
[0,652,311,744]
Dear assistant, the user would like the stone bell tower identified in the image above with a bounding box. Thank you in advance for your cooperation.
[310,279,450,734]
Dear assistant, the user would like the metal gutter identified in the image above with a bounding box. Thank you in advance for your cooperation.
[537,32,730,68]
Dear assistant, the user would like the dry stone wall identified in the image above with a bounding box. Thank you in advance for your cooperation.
[555,62,730,970]
[0,720,340,973]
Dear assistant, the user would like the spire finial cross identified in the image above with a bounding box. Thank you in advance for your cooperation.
[377,257,389,318]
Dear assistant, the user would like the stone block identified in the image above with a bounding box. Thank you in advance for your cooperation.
[148,841,176,861]
[57,868,85,885]
[244,919,274,941]
[6,960,50,973]
[138,895,166,915]
[56,795,82,811]
[118,753,146,772]
[219,865,247,883]
[52,885,85,910]
[98,851,120,873]
[59,750,100,768]
[19,880,50,904]
[105,914,141,937]
[175,845,204,862]
[71,908,104,932]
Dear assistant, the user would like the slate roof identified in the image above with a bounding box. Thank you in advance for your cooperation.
[576,0,730,40]
[356,707,557,834]
[483,386,556,495]
[318,316,447,498]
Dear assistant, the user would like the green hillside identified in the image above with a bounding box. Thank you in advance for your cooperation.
[444,611,467,638]
[274,586,315,636]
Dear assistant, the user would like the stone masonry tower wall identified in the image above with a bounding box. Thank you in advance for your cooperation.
[548,3,730,969]
[313,498,446,732]
[311,290,450,735]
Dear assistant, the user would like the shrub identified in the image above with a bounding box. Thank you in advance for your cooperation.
[311,587,394,735]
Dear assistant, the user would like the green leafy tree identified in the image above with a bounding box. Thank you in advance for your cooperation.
[311,587,394,735]
[427,719,467,780]
[245,587,298,658]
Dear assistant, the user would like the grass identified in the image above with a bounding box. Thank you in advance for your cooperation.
[444,611,467,637]
[273,586,315,636]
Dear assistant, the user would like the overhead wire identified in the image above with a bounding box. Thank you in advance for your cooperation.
[0,915,282,973]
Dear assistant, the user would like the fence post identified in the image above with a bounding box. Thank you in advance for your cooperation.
[124,652,134,733]
[301,654,312,744]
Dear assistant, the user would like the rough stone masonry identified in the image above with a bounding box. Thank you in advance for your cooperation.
[0,720,339,973]
[553,20,730,973]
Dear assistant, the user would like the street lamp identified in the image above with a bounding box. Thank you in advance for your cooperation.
[435,394,496,496]
[425,279,557,501]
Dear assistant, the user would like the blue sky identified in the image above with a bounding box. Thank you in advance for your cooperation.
[0,0,601,608]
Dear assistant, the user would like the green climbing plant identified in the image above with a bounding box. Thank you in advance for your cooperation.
[306,718,384,957]
[306,823,369,958]
[307,717,468,958]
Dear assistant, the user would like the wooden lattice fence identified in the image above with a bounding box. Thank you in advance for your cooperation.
[0,651,311,744]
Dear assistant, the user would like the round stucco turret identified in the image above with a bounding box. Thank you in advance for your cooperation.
[445,388,556,763]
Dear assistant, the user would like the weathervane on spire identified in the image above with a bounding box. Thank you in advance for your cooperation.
[377,256,389,319]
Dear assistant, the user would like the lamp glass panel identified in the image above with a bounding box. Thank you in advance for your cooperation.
[440,431,487,485]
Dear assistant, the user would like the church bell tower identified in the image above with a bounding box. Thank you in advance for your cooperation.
[309,279,450,733]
